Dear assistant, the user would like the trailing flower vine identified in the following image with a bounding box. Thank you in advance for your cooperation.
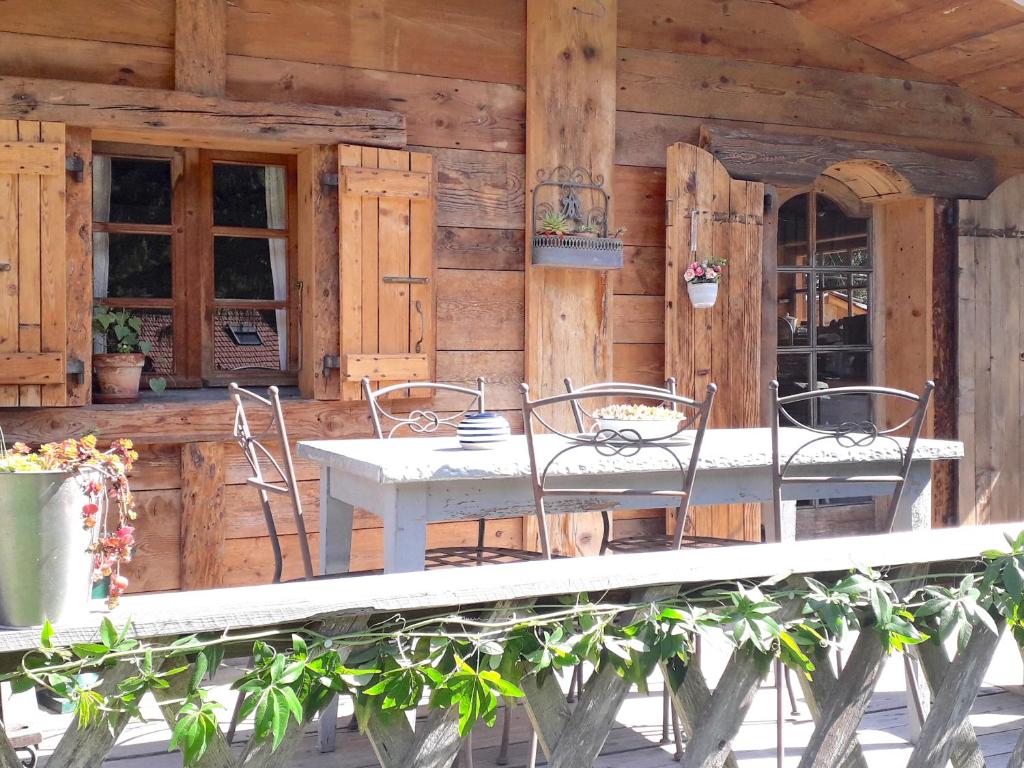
[5,532,1024,766]
[1,435,139,607]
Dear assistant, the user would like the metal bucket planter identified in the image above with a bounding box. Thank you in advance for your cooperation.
[532,235,624,270]
[687,282,720,309]
[0,471,97,627]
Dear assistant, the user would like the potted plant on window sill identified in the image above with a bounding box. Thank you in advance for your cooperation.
[93,308,151,404]
[684,257,726,309]
[0,435,139,627]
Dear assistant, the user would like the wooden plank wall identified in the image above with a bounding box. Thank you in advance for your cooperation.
[958,177,1024,528]
[2,0,1024,588]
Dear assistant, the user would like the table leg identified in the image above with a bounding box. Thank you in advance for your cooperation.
[761,500,796,543]
[895,463,933,742]
[318,467,353,753]
[893,463,933,532]
[319,467,354,577]
[383,486,428,574]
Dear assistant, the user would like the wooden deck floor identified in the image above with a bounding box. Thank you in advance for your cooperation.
[22,633,1024,767]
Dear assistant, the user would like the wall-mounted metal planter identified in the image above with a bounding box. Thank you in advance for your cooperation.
[531,166,623,270]
[532,234,624,269]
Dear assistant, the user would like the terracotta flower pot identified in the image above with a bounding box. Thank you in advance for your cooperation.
[93,353,145,403]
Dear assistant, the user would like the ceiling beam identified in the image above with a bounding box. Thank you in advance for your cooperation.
[0,76,406,149]
[701,125,996,200]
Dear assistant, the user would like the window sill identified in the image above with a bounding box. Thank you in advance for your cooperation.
[134,386,302,406]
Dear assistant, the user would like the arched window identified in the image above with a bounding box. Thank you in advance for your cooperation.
[776,193,872,427]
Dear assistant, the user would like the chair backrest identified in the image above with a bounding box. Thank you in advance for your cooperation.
[563,377,677,433]
[768,380,935,539]
[362,377,486,438]
[228,383,314,582]
[520,382,717,558]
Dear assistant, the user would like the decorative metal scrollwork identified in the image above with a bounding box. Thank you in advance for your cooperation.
[533,166,610,234]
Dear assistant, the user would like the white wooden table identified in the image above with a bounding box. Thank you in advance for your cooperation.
[297,428,964,575]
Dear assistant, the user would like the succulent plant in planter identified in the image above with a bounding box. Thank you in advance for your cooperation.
[576,222,601,239]
[0,435,140,625]
[537,211,572,237]
[93,308,152,403]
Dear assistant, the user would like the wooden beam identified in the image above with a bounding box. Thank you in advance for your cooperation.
[932,199,958,527]
[342,167,432,199]
[174,0,226,96]
[0,141,62,175]
[180,442,227,590]
[700,125,997,201]
[0,76,405,149]
[64,127,92,405]
[342,353,429,382]
[0,352,62,384]
[524,0,617,557]
[2,522,1018,656]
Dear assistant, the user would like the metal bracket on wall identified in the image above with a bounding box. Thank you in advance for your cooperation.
[323,355,341,373]
[66,155,85,183]
[382,275,430,285]
[66,357,85,384]
[321,172,340,194]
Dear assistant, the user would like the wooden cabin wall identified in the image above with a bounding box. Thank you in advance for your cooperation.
[3,0,1024,590]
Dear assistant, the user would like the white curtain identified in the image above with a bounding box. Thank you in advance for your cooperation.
[92,155,112,353]
[265,165,288,371]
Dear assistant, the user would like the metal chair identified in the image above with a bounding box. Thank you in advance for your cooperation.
[768,380,935,538]
[364,377,543,767]
[767,379,935,768]
[548,379,731,556]
[229,383,314,583]
[363,377,548,569]
[557,379,737,758]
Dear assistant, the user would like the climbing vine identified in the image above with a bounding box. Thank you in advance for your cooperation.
[5,531,1024,766]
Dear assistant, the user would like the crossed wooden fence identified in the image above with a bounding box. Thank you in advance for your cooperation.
[1,524,1023,768]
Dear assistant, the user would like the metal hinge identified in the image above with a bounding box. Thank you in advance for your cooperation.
[66,155,85,183]
[323,355,341,372]
[67,357,85,384]
[764,191,775,214]
[382,275,430,285]
[322,172,340,194]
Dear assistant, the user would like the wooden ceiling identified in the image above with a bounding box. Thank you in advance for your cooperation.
[771,0,1024,117]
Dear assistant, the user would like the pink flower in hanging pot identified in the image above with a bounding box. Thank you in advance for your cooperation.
[684,269,696,282]
[694,266,705,277]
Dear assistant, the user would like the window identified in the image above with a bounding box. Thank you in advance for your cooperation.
[776,193,873,426]
[92,146,297,387]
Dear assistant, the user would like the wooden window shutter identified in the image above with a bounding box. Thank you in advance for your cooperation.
[0,119,77,407]
[335,145,435,400]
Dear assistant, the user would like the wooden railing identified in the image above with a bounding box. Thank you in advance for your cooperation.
[2,524,1024,768]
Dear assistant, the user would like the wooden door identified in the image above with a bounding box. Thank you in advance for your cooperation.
[665,143,764,541]
[958,176,1024,525]
[0,119,70,407]
[331,145,436,401]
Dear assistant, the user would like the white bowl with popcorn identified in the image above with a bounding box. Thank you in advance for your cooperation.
[591,403,692,442]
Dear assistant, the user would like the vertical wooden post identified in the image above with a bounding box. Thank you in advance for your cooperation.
[297,145,340,400]
[64,127,92,405]
[174,0,227,96]
[931,199,958,526]
[524,0,617,556]
[180,441,226,590]
[878,198,935,529]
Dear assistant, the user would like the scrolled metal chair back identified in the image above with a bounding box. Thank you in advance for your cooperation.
[228,383,314,582]
[362,377,487,438]
[563,377,677,433]
[768,380,935,538]
[520,383,717,558]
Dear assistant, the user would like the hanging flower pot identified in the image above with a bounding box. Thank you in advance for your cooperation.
[684,258,726,309]
[687,282,719,309]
